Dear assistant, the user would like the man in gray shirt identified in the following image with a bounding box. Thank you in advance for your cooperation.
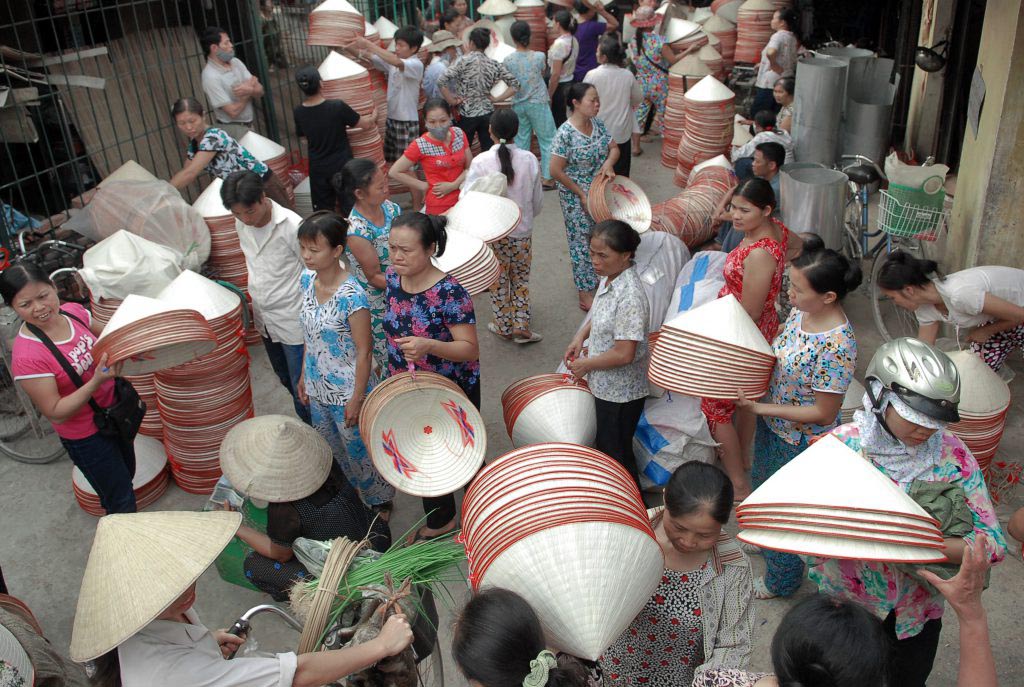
[200,26,264,140]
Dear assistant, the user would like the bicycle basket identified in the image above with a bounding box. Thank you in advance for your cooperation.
[877,189,948,242]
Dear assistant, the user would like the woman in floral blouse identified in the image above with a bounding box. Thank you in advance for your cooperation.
[736,245,860,599]
[296,211,394,512]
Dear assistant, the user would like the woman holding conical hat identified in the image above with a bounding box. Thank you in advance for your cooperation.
[70,510,412,686]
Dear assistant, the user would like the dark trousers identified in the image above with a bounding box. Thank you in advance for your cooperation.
[883,613,942,687]
[262,337,311,424]
[750,86,780,119]
[422,382,481,529]
[613,139,632,177]
[552,81,573,127]
[310,164,347,213]
[594,396,646,490]
[459,114,493,151]
[62,431,137,514]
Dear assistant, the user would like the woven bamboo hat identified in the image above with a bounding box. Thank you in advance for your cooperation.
[0,622,32,685]
[444,191,521,243]
[69,510,241,661]
[157,270,242,321]
[98,160,158,187]
[478,0,517,15]
[220,415,333,502]
[192,177,231,218]
[238,131,286,161]
[374,16,398,40]
[947,351,1011,415]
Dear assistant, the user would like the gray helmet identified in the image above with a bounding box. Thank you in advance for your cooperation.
[865,337,960,422]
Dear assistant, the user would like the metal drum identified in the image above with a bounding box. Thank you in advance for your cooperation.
[780,163,849,251]
[793,57,848,166]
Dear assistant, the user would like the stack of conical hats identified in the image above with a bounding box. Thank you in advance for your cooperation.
[501,374,596,446]
[734,0,775,64]
[240,132,295,207]
[675,75,735,186]
[318,52,384,167]
[307,0,366,45]
[72,435,170,515]
[946,351,1011,474]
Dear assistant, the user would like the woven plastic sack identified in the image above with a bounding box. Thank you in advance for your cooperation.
[665,251,727,317]
[633,393,716,489]
[79,230,183,300]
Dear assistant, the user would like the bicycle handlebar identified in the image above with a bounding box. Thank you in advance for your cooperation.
[840,154,887,181]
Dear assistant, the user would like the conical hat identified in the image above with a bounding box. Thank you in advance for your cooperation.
[239,131,286,161]
[318,50,368,81]
[663,294,773,355]
[683,74,734,102]
[374,16,398,39]
[311,0,362,15]
[698,44,722,61]
[690,154,732,175]
[947,351,1011,415]
[703,14,735,32]
[157,270,242,321]
[463,19,503,50]
[740,435,940,524]
[99,294,198,338]
[692,7,713,23]
[192,177,231,218]
[444,191,521,243]
[664,18,701,44]
[478,0,517,16]
[670,54,711,77]
[485,40,516,61]
[99,160,158,187]
[717,0,744,23]
[73,434,167,495]
[0,623,33,685]
[740,0,776,11]
[220,415,333,502]
[69,510,241,661]
[737,528,948,563]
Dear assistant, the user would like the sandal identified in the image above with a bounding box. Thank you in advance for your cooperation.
[753,576,779,600]
[487,322,513,340]
[513,331,543,344]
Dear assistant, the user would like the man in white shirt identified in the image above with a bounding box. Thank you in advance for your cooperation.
[220,170,309,423]
[200,26,264,141]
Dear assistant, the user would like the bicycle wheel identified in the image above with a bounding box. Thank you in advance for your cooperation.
[0,376,65,464]
[841,198,864,262]
[870,246,921,342]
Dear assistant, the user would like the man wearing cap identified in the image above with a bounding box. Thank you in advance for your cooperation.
[200,26,264,141]
[423,30,462,101]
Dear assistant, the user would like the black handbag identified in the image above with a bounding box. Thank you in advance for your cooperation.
[27,309,146,444]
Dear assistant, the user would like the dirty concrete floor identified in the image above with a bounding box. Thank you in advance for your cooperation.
[1,143,1022,686]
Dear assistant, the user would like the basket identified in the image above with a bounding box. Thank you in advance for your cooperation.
[877,189,948,242]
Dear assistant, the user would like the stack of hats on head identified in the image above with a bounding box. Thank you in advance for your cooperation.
[514,0,549,51]
[737,435,948,562]
[652,156,736,246]
[946,351,1011,475]
[840,377,865,424]
[664,18,706,50]
[460,443,665,661]
[318,51,384,167]
[502,374,596,447]
[239,131,294,206]
[444,191,521,243]
[662,60,710,169]
[649,294,775,397]
[154,271,253,494]
[307,0,366,45]
[703,14,737,75]
[734,0,775,64]
[675,75,735,186]
[360,371,486,497]
[587,176,652,233]
[72,435,170,516]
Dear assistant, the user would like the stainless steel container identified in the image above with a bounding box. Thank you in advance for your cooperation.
[780,163,850,251]
[793,57,848,166]
[841,57,898,164]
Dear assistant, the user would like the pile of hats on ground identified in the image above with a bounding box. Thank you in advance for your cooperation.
[946,351,1011,475]
[651,155,736,247]
[360,370,486,497]
[319,51,385,167]
[737,434,948,562]
[675,75,735,186]
[307,0,366,45]
[734,0,776,64]
[72,435,170,516]
[460,443,664,660]
[662,58,711,169]
[649,294,775,397]
[587,175,652,233]
[514,0,548,51]
[239,132,295,206]
[502,374,596,447]
[153,272,253,494]
[704,14,737,75]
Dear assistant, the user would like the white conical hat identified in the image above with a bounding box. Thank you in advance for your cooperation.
[664,18,701,44]
[374,16,399,39]
[516,0,546,7]
[485,40,516,61]
[690,154,733,176]
[740,435,941,524]
[510,387,597,447]
[99,160,158,187]
[670,54,711,77]
[311,0,362,15]
[364,19,377,36]
[481,521,664,660]
[948,351,1011,415]
[663,294,773,355]
[717,0,744,23]
[698,44,722,61]
[692,7,713,23]
[737,528,948,563]
[318,50,369,80]
[704,31,721,47]
[239,131,287,161]
[703,14,735,32]
[73,434,167,495]
[683,74,734,102]
[740,0,776,11]
[70,510,241,661]
[192,177,231,218]
[157,270,242,321]
[0,622,33,685]
[478,0,517,15]
[99,294,198,339]
[444,191,521,243]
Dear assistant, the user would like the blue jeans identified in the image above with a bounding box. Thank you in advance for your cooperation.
[262,338,311,424]
[62,431,136,514]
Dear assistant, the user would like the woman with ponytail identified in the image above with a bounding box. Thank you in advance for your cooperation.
[736,243,861,599]
[383,211,480,540]
[464,109,544,344]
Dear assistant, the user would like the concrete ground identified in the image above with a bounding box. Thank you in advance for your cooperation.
[1,144,1022,686]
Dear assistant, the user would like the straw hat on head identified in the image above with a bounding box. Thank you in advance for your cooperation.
[477,0,517,16]
[429,30,462,52]
[219,415,333,503]
[0,622,33,686]
[463,19,503,50]
[69,510,242,662]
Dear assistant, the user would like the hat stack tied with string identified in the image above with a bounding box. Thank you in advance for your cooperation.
[734,0,776,64]
[502,374,597,447]
[840,377,866,425]
[153,271,254,494]
[73,435,170,516]
[648,293,775,397]
[307,0,366,45]
[359,370,486,498]
[946,351,1011,475]
[652,155,736,247]
[318,51,385,168]
[737,435,948,562]
[587,175,652,233]
[460,443,665,660]
[239,131,295,206]
[703,13,737,75]
[675,75,735,187]
[514,0,549,51]
[662,58,711,169]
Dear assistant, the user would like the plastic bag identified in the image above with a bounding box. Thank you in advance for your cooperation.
[69,179,210,270]
[78,230,183,300]
[634,392,717,489]
[665,251,727,317]
[884,152,949,193]
[462,171,508,196]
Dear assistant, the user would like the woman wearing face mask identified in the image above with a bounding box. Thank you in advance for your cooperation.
[167,97,293,209]
[807,339,1006,687]
[388,99,472,214]
[735,246,861,599]
[602,462,755,685]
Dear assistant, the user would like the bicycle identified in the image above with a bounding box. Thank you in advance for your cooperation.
[838,154,887,263]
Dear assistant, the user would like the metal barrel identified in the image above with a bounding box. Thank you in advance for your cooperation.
[793,57,848,166]
[780,163,849,251]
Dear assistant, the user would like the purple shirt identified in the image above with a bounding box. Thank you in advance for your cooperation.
[573,20,606,81]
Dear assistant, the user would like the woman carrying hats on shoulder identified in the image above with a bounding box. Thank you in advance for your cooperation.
[70,510,413,687]
[383,211,480,541]
[807,339,1006,687]
[735,245,861,599]
[219,415,390,601]
[1,263,136,514]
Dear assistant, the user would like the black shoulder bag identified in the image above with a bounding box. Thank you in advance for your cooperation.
[27,309,146,444]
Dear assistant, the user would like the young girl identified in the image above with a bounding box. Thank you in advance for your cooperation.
[464,109,544,343]
[703,178,789,500]
[736,245,861,599]
[296,211,394,513]
[388,99,471,214]
[504,20,558,188]
[876,251,1024,373]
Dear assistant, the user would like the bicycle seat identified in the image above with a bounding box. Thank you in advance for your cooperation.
[845,164,880,186]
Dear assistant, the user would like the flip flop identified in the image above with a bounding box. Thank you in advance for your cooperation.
[513,331,543,344]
